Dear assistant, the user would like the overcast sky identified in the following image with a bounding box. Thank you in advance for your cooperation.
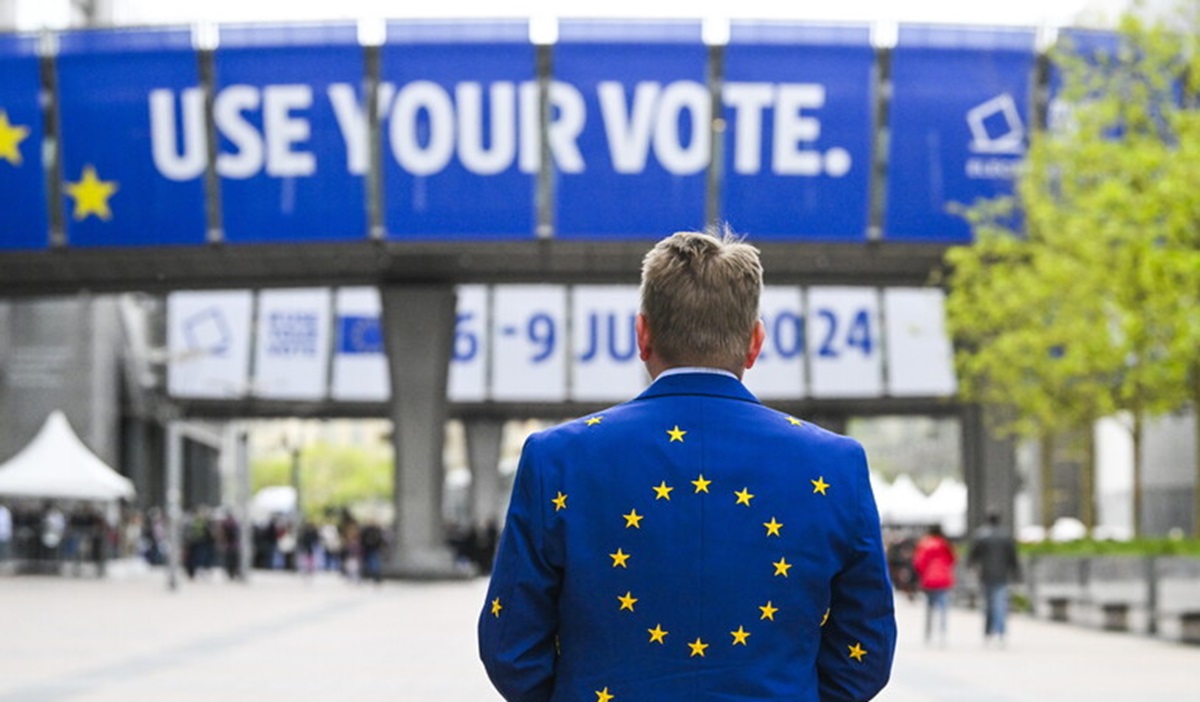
[17,0,1132,32]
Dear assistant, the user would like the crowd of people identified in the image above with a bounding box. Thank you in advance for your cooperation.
[885,512,1022,647]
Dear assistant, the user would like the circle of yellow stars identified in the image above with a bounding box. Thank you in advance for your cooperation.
[556,413,859,676]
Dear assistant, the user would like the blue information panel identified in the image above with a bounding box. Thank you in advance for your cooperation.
[722,23,875,240]
[382,21,535,238]
[0,35,46,250]
[554,21,708,238]
[215,24,366,243]
[57,29,206,247]
[885,26,1036,242]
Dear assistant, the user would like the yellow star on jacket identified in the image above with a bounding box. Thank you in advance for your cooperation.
[848,642,868,662]
[65,165,118,221]
[811,476,830,495]
[552,492,568,511]
[595,687,614,702]
[491,598,502,617]
[586,416,604,426]
[0,110,30,166]
[480,371,896,702]
[763,517,783,537]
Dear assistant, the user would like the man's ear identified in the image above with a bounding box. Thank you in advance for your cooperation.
[745,320,766,369]
[636,313,653,361]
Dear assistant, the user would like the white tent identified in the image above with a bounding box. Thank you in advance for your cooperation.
[0,411,135,502]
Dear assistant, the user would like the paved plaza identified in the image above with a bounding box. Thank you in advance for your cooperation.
[0,564,1196,701]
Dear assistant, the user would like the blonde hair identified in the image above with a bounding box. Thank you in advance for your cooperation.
[639,227,763,373]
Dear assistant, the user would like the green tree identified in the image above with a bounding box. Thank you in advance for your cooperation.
[947,4,1200,537]
[251,441,393,518]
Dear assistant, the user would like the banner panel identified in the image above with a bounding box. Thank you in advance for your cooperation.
[167,290,253,398]
[554,21,708,238]
[253,288,332,400]
[57,29,206,247]
[570,285,645,402]
[382,21,536,238]
[0,35,47,250]
[449,284,489,402]
[722,23,874,240]
[883,288,957,397]
[807,286,882,398]
[885,26,1036,242]
[491,285,567,401]
[214,24,366,242]
[743,286,806,400]
[331,286,389,402]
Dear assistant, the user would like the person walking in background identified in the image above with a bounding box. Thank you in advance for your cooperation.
[912,524,956,647]
[479,229,896,702]
[968,510,1022,647]
[0,501,12,571]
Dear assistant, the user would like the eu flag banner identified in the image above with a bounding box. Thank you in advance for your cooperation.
[214,23,366,243]
[382,21,536,239]
[884,26,1036,242]
[0,34,46,250]
[722,23,874,240]
[554,21,708,238]
[56,28,207,247]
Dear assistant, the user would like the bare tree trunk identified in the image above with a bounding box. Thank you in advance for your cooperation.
[1040,432,1055,532]
[1132,410,1144,539]
[1081,422,1096,533]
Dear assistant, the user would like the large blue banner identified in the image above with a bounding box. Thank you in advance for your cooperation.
[885,26,1036,242]
[214,24,366,243]
[554,21,708,238]
[722,23,875,240]
[382,21,535,239]
[57,28,206,247]
[0,35,46,250]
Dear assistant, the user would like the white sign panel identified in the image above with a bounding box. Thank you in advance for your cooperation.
[331,287,389,402]
[808,287,883,398]
[884,288,958,397]
[744,286,806,401]
[491,285,567,401]
[167,290,253,399]
[253,288,332,400]
[449,285,489,402]
[571,285,647,402]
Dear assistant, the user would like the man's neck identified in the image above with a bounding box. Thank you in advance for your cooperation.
[652,366,741,381]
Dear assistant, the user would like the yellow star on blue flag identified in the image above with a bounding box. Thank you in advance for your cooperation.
[0,110,30,166]
[65,164,119,221]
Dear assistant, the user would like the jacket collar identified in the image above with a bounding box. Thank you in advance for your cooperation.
[635,370,761,404]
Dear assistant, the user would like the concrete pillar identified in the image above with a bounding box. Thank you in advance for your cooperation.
[961,404,1018,533]
[464,417,505,530]
[0,1,15,32]
[379,284,463,579]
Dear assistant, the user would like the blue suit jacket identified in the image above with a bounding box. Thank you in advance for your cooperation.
[479,372,896,701]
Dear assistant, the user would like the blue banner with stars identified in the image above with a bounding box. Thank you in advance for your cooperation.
[0,35,47,250]
[722,23,875,241]
[554,21,709,239]
[56,28,206,247]
[381,21,536,239]
[214,24,367,243]
[884,26,1036,242]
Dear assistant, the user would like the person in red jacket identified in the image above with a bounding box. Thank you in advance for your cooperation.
[912,524,956,646]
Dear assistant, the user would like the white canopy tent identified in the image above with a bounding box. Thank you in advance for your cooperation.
[0,411,135,502]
